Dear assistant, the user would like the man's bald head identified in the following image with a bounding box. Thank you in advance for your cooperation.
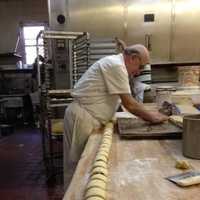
[124,44,150,65]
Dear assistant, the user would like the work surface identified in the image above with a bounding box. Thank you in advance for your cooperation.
[63,133,200,200]
[117,117,182,139]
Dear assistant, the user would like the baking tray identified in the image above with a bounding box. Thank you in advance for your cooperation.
[117,117,182,139]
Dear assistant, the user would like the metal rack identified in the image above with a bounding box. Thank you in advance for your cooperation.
[36,32,122,180]
[89,38,117,65]
[72,33,90,85]
[36,31,90,180]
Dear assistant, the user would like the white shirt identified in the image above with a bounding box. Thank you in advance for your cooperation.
[71,54,131,124]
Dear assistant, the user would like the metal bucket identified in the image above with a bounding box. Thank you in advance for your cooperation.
[183,114,200,159]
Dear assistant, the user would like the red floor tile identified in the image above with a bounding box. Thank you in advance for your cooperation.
[0,128,64,200]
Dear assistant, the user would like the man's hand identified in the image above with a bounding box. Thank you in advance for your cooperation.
[148,111,169,124]
[119,94,169,124]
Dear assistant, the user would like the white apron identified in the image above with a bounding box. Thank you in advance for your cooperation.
[63,101,101,188]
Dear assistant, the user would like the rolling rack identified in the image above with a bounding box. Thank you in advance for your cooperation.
[89,38,117,65]
[36,31,90,181]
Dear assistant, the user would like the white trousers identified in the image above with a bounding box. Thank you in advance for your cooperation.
[63,102,101,189]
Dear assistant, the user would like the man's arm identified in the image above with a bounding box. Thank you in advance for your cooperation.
[119,93,168,124]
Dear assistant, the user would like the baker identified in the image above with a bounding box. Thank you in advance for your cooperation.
[63,44,168,187]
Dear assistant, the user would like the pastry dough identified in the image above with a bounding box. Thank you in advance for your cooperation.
[85,196,105,200]
[105,122,113,129]
[91,167,108,176]
[175,160,190,170]
[93,161,107,169]
[101,140,112,146]
[100,144,111,150]
[96,151,109,159]
[90,174,107,183]
[102,140,111,146]
[100,143,111,147]
[102,138,112,142]
[95,155,107,163]
[102,136,112,141]
[104,130,112,134]
[103,135,112,139]
[176,176,200,187]
[103,134,112,138]
[84,122,113,200]
[85,187,106,199]
[99,147,110,154]
[169,115,183,128]
[86,179,106,191]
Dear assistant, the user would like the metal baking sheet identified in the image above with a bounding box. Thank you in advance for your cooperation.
[118,117,182,139]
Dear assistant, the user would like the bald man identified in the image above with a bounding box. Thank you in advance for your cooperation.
[63,44,168,186]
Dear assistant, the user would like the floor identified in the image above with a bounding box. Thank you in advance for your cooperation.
[0,128,64,200]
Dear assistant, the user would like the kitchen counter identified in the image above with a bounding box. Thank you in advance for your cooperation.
[63,126,200,200]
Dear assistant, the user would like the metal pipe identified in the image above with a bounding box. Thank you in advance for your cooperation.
[69,40,73,88]
[44,30,84,36]
[145,34,152,51]
[36,38,41,88]
[43,35,77,39]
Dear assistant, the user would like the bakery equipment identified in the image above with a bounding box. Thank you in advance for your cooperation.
[183,114,200,159]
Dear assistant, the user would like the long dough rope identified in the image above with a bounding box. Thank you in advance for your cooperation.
[83,122,114,200]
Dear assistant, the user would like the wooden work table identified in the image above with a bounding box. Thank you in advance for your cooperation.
[63,130,200,200]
